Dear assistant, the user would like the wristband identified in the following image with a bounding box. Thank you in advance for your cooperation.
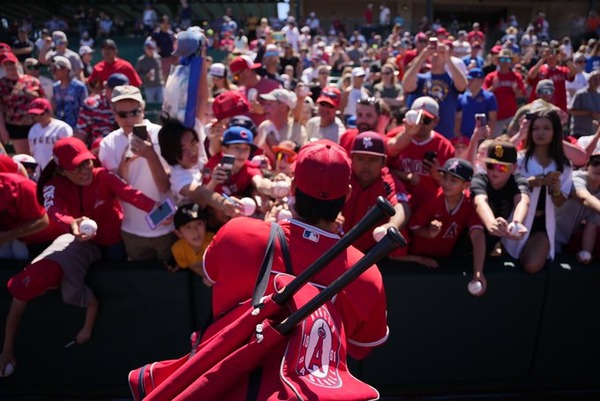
[552,190,562,198]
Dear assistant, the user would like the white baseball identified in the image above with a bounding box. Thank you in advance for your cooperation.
[404,110,419,125]
[0,362,14,377]
[272,180,291,198]
[277,208,293,222]
[578,250,592,263]
[239,197,256,216]
[79,219,98,236]
[372,226,387,242]
[468,280,483,295]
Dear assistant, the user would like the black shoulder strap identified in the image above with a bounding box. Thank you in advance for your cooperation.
[251,223,293,308]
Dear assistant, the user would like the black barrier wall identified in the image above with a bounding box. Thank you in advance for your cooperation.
[0,256,598,398]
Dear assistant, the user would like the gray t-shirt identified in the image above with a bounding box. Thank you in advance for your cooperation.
[569,87,600,137]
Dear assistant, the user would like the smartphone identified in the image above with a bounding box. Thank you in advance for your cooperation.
[415,109,424,125]
[146,198,177,230]
[475,113,487,127]
[428,37,438,50]
[132,124,149,141]
[424,151,437,162]
[221,154,236,178]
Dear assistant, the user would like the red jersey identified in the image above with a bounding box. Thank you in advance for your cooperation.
[88,58,143,89]
[342,167,408,253]
[0,74,45,126]
[408,188,483,258]
[386,128,455,208]
[0,173,46,238]
[203,217,388,359]
[202,153,263,197]
[31,168,155,246]
[402,49,418,69]
[483,70,526,120]
[527,64,573,111]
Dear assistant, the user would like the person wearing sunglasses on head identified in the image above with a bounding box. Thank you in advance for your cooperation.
[471,139,530,257]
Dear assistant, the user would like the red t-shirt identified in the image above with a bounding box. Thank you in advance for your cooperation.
[202,153,263,197]
[0,173,46,236]
[408,188,483,258]
[386,128,455,208]
[203,217,388,359]
[483,70,526,120]
[527,64,573,112]
[342,168,409,256]
[88,58,143,89]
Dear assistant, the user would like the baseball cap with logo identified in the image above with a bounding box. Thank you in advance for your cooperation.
[229,55,262,74]
[316,86,341,108]
[111,85,145,105]
[351,131,387,157]
[484,141,517,165]
[411,96,439,118]
[174,203,208,230]
[438,157,474,182]
[52,137,96,171]
[260,88,297,109]
[222,126,255,146]
[28,98,52,115]
[213,90,250,121]
[536,79,555,94]
[294,140,351,200]
[228,115,257,135]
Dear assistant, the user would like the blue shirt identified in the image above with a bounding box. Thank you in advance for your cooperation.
[53,79,88,129]
[461,55,485,69]
[457,89,498,138]
[407,72,461,139]
[585,56,600,73]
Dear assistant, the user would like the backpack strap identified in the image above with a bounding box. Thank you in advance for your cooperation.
[275,224,293,275]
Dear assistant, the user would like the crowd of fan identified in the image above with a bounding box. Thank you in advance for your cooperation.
[1,6,600,377]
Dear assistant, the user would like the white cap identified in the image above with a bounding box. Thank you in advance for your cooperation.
[259,88,297,109]
[411,96,439,118]
[351,67,366,78]
[209,62,226,77]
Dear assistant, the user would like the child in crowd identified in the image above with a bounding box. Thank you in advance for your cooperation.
[404,158,487,295]
[503,110,573,274]
[555,153,600,264]
[27,97,73,174]
[471,140,530,256]
[167,203,214,285]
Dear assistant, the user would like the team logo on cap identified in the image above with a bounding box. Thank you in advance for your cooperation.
[494,145,504,158]
[295,306,341,387]
[361,137,373,149]
[448,159,460,171]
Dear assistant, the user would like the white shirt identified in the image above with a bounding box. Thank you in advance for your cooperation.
[99,120,173,237]
[169,163,202,205]
[28,118,72,172]
[305,116,345,143]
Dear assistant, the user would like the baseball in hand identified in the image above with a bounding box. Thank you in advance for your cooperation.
[277,208,293,222]
[508,221,524,236]
[0,362,14,377]
[372,226,387,242]
[404,110,419,125]
[578,250,592,264]
[468,280,483,295]
[239,197,256,216]
[272,180,291,198]
[79,219,98,236]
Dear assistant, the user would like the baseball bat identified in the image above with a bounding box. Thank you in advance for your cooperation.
[272,196,395,305]
[277,227,406,335]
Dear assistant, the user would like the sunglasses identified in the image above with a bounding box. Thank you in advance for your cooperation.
[26,64,40,70]
[499,57,513,63]
[276,152,296,163]
[422,115,433,125]
[115,108,142,118]
[486,163,511,173]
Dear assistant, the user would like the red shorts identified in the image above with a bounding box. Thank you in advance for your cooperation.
[7,259,63,301]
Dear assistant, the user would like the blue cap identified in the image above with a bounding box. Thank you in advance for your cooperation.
[106,73,129,89]
[222,126,255,146]
[467,68,484,79]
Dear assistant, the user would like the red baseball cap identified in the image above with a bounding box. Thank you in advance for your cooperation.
[316,87,341,109]
[212,90,250,121]
[52,137,95,170]
[0,43,10,52]
[294,140,351,200]
[1,52,18,64]
[28,98,52,115]
[229,55,261,74]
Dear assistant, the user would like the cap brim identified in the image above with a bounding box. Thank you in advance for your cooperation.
[316,97,338,108]
[422,110,436,119]
[351,150,386,157]
[483,157,514,166]
[437,168,468,181]
[28,108,47,115]
[259,94,277,102]
[63,152,96,170]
